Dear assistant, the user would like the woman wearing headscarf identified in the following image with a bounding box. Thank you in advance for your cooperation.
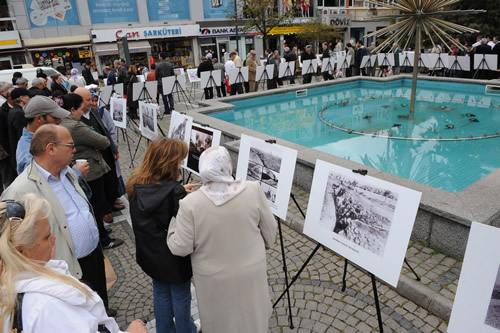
[126,138,200,333]
[68,68,86,88]
[0,194,148,332]
[167,146,277,333]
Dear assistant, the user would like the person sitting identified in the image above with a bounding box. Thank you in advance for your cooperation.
[167,146,277,333]
[127,138,200,333]
[0,194,148,332]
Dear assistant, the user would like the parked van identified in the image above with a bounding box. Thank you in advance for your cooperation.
[0,67,67,88]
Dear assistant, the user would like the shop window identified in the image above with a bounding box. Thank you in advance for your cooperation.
[11,54,26,65]
[151,39,194,68]
[0,59,11,70]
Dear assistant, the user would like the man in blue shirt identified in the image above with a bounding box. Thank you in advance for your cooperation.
[16,96,70,174]
[104,66,116,85]
[2,124,116,317]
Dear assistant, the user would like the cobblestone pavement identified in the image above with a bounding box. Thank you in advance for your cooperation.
[106,90,461,332]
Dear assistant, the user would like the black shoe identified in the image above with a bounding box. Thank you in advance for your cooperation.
[104,226,112,234]
[163,110,171,115]
[106,308,117,317]
[102,238,123,250]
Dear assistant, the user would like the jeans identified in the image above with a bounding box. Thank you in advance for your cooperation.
[162,93,174,113]
[153,279,196,333]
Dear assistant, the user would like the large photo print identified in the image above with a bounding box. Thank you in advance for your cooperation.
[304,160,421,287]
[236,134,297,220]
[168,111,193,167]
[320,171,398,256]
[449,222,500,333]
[186,124,221,175]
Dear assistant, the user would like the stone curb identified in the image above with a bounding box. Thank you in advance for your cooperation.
[282,216,453,322]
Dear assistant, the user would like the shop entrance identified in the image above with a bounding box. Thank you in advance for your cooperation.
[217,41,229,62]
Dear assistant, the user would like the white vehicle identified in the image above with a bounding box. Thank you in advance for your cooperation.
[0,67,68,89]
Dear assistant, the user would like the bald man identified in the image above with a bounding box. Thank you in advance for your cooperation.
[72,88,122,249]
[1,124,115,315]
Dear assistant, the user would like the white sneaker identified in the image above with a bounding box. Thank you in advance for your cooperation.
[194,319,201,333]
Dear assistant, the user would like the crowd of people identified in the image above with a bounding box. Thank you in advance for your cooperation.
[0,53,278,332]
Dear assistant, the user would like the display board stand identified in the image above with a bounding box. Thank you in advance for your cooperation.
[201,71,218,101]
[303,61,316,83]
[173,76,194,109]
[323,58,335,79]
[378,54,392,76]
[448,56,464,76]
[273,168,421,333]
[258,66,272,90]
[473,54,492,79]
[131,84,165,166]
[430,53,447,77]
[103,85,137,168]
[283,62,295,81]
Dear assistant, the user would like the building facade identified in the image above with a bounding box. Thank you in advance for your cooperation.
[2,0,394,72]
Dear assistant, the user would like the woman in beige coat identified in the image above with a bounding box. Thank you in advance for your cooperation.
[167,146,277,333]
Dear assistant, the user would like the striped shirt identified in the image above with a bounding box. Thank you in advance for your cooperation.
[34,161,99,258]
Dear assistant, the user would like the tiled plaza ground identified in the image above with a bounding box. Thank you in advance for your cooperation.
[104,83,463,332]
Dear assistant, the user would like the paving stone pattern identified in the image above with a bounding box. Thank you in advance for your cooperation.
[108,93,460,332]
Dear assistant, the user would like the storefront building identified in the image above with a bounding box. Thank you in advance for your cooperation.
[198,25,262,62]
[0,0,25,69]
[91,25,200,69]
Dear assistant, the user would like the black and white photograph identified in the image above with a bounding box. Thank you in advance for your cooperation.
[485,266,500,329]
[303,160,421,287]
[168,111,193,166]
[320,171,398,256]
[449,222,500,333]
[110,96,126,129]
[185,124,221,175]
[236,134,297,220]
[138,101,158,140]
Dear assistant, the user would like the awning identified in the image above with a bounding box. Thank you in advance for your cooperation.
[24,35,91,48]
[93,41,151,55]
[267,26,306,35]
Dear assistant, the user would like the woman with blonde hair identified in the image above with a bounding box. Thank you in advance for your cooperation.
[167,146,277,333]
[0,194,147,332]
[126,138,200,333]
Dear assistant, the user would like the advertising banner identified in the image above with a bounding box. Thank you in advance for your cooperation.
[88,0,139,24]
[26,0,80,27]
[148,0,190,21]
[203,0,234,19]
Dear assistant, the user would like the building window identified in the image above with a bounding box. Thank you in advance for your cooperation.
[0,0,14,31]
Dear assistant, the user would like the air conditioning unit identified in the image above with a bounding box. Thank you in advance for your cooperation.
[340,10,347,14]
[330,9,338,14]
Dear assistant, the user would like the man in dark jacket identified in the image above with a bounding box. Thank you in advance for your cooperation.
[155,52,175,114]
[7,88,29,171]
[197,56,215,99]
[28,78,50,97]
[475,38,491,79]
[283,47,297,84]
[301,45,315,84]
[82,60,96,85]
[355,40,369,76]
[0,86,16,193]
[115,59,128,85]
[104,66,117,85]
[321,42,334,81]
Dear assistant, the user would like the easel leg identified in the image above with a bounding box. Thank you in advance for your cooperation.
[404,258,421,281]
[121,128,135,169]
[276,216,294,329]
[371,273,385,333]
[342,258,349,292]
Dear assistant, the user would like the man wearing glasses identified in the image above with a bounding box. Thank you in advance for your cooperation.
[1,124,117,317]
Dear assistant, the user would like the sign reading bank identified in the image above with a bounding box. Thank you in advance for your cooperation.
[92,25,201,43]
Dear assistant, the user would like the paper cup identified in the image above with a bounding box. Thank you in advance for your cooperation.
[75,159,87,165]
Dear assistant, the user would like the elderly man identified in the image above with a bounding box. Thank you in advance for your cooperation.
[115,59,128,85]
[246,50,258,92]
[155,52,175,114]
[16,77,28,89]
[0,81,11,104]
[16,96,70,174]
[28,78,50,97]
[301,45,315,84]
[1,124,116,316]
[197,56,215,99]
[72,87,123,249]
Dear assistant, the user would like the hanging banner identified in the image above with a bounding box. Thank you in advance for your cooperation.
[147,0,190,21]
[88,0,139,24]
[26,0,80,27]
[203,0,234,19]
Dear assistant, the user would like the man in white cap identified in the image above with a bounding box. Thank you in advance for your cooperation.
[16,95,71,174]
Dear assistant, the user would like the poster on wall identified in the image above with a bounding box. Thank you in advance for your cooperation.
[448,222,500,333]
[303,160,422,287]
[168,111,193,166]
[203,0,234,19]
[185,124,222,175]
[88,0,138,24]
[147,0,190,21]
[26,0,80,27]
[138,101,158,140]
[235,134,297,220]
